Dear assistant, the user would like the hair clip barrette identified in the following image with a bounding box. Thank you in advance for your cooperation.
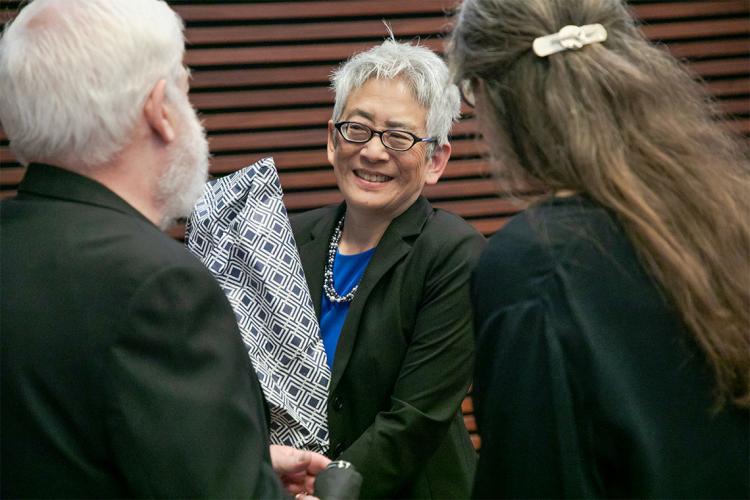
[532,23,607,57]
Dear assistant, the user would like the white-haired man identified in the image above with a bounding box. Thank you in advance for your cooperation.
[0,0,327,497]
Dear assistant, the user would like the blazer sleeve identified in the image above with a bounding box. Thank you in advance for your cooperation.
[339,230,484,497]
[105,265,285,499]
[471,297,596,499]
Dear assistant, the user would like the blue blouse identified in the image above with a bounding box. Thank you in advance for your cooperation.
[319,247,375,369]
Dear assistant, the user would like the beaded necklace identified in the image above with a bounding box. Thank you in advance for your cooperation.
[323,215,362,303]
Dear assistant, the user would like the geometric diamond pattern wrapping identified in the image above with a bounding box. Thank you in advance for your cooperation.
[185,157,330,453]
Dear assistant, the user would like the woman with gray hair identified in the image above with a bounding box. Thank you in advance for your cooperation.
[449,0,749,497]
[291,39,485,498]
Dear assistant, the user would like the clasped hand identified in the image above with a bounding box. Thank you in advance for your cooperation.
[270,444,330,499]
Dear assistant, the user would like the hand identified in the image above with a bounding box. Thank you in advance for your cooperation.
[270,444,330,496]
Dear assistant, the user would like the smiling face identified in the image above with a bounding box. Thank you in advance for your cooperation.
[327,77,450,223]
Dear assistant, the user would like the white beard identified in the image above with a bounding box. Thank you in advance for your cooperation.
[155,91,210,230]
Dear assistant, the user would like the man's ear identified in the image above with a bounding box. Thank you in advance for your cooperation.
[143,79,176,144]
[326,120,336,165]
[424,143,451,185]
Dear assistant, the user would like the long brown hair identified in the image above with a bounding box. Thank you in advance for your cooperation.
[449,0,750,409]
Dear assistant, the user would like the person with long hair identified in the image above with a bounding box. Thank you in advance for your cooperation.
[447,0,750,497]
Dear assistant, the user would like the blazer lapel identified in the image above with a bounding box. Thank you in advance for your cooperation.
[296,204,344,319]
[330,197,434,394]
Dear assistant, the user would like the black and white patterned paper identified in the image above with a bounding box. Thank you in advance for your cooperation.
[185,157,330,452]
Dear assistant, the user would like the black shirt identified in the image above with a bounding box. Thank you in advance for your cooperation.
[471,195,749,498]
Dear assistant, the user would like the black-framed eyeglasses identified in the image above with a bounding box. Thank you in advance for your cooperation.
[334,121,436,152]
[459,78,476,108]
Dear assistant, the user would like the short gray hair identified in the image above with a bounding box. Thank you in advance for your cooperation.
[0,0,185,168]
[330,38,461,147]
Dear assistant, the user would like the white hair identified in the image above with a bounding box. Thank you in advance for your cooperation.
[0,0,185,168]
[330,38,461,147]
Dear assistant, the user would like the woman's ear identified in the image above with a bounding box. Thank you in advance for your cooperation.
[326,120,336,165]
[424,143,451,185]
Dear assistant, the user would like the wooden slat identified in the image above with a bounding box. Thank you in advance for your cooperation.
[185,39,444,66]
[688,57,750,78]
[204,108,331,132]
[210,129,326,152]
[425,178,501,199]
[442,159,491,178]
[461,396,474,414]
[190,87,333,110]
[667,38,750,58]
[0,167,25,186]
[212,151,327,173]
[0,146,16,164]
[630,1,749,20]
[285,189,342,211]
[470,434,481,450]
[463,414,477,433]
[173,1,456,22]
[191,66,334,90]
[641,18,749,41]
[186,17,448,45]
[433,197,526,218]
[719,98,750,115]
[705,78,750,97]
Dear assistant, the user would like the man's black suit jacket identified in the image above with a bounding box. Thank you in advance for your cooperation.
[292,197,485,499]
[1,164,284,498]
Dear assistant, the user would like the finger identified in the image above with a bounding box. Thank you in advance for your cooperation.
[304,475,318,494]
[270,445,313,474]
[305,452,331,475]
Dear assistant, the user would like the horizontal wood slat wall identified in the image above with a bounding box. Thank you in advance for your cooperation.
[1,0,748,451]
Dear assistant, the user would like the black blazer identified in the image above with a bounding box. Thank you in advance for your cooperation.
[471,196,750,498]
[1,164,284,498]
[291,196,485,499]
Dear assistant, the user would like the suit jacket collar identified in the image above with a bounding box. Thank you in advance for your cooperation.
[297,196,434,393]
[17,163,153,226]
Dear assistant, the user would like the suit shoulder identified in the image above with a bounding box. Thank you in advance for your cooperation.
[477,197,628,302]
[487,197,623,267]
[81,213,214,290]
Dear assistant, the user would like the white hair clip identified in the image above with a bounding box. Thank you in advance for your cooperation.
[532,24,607,57]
